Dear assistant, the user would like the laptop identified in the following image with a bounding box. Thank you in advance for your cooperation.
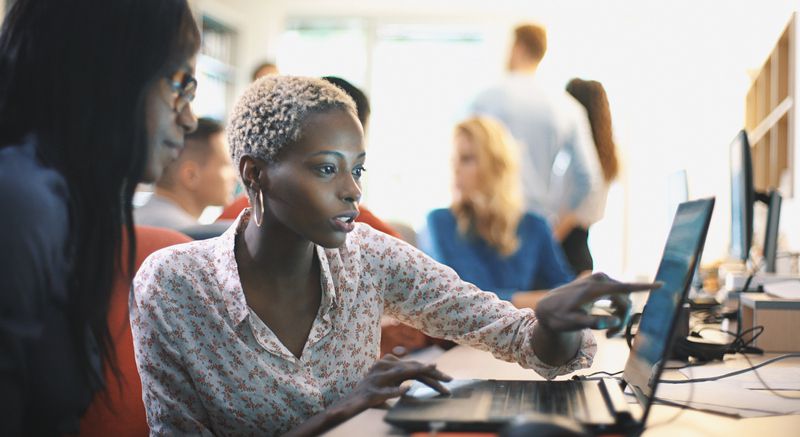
[385,198,715,433]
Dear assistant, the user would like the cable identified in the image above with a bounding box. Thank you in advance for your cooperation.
[687,325,766,356]
[740,272,756,293]
[694,326,737,337]
[659,353,800,384]
[649,352,800,425]
[580,369,622,378]
[741,352,800,400]
[740,255,763,292]
[646,363,694,429]
[579,363,699,380]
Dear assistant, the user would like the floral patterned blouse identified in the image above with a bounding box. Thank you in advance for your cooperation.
[130,210,596,436]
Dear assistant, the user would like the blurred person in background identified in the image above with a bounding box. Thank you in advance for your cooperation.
[558,78,620,273]
[469,23,602,274]
[422,116,574,307]
[135,117,236,232]
[251,60,279,81]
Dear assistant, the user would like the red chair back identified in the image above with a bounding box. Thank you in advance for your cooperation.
[78,226,191,437]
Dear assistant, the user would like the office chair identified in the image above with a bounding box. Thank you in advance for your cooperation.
[79,226,192,437]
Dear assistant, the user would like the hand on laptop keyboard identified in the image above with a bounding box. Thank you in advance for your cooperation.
[339,354,454,410]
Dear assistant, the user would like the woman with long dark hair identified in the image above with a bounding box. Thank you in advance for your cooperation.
[557,78,620,274]
[0,0,200,434]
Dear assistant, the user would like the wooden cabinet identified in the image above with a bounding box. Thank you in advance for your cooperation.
[746,12,796,197]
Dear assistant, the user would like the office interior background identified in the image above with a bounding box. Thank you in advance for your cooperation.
[3,0,797,281]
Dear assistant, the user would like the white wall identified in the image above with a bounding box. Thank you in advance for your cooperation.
[203,0,799,279]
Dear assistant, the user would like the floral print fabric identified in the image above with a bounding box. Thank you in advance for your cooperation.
[130,210,596,436]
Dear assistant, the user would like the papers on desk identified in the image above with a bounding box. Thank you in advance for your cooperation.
[651,359,800,418]
[654,381,800,418]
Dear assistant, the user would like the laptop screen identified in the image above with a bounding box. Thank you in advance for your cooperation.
[622,198,714,422]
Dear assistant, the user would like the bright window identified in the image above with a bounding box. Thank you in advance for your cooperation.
[277,21,494,229]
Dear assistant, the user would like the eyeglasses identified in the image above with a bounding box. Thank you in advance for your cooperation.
[166,70,197,113]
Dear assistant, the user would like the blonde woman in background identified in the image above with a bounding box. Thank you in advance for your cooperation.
[422,116,574,306]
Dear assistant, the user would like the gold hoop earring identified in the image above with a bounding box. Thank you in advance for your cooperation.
[252,188,265,227]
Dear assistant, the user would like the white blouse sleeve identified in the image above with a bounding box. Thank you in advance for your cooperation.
[362,228,596,379]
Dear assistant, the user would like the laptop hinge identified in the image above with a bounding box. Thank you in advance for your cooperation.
[600,378,632,421]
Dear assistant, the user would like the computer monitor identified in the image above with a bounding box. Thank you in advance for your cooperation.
[730,130,754,262]
[763,190,782,273]
[665,169,705,293]
[729,129,782,271]
[666,169,689,223]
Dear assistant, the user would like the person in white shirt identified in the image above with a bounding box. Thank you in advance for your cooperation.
[469,24,603,274]
[131,76,655,436]
[135,117,236,231]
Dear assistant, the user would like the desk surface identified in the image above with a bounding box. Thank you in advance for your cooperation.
[324,334,800,436]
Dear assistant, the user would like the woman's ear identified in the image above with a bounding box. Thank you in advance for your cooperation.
[239,155,267,193]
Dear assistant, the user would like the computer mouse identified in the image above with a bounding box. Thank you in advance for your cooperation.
[499,413,591,437]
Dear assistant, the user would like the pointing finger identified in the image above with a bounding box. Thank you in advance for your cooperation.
[585,281,663,299]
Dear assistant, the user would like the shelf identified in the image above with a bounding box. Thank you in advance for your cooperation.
[749,96,793,145]
[746,12,796,197]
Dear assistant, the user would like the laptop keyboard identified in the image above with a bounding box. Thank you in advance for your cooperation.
[487,380,583,420]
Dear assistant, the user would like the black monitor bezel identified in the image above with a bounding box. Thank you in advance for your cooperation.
[730,130,754,262]
[763,190,782,273]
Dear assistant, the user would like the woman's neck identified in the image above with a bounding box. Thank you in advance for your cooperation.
[237,216,316,288]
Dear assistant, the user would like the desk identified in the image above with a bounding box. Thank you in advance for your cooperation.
[324,334,800,436]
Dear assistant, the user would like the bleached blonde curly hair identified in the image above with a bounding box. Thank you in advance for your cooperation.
[227,75,358,169]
